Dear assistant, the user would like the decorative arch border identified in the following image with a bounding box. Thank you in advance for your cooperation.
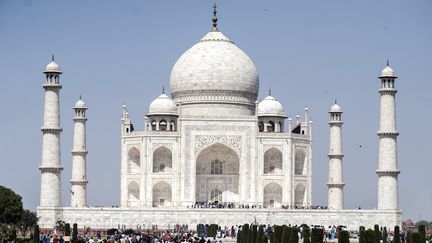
[194,135,242,156]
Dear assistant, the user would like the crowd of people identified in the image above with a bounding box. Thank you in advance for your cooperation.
[189,201,329,210]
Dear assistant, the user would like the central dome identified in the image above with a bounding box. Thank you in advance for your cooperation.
[169,30,259,116]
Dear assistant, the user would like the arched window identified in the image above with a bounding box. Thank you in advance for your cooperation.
[295,149,306,175]
[258,121,264,132]
[294,184,306,206]
[127,147,140,173]
[210,188,222,202]
[159,120,167,131]
[153,146,172,173]
[211,159,223,174]
[152,181,172,207]
[268,121,275,132]
[264,148,282,174]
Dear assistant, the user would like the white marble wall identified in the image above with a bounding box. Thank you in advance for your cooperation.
[37,207,402,231]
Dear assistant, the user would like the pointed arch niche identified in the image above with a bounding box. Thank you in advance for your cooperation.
[127,147,140,173]
[153,146,172,173]
[264,148,282,174]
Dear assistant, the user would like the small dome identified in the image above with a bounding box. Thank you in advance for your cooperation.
[257,95,285,117]
[148,93,178,116]
[74,99,87,109]
[45,61,61,73]
[381,65,395,77]
[330,103,342,113]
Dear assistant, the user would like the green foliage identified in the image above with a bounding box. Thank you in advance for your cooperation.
[257,225,264,243]
[359,226,366,243]
[415,220,429,227]
[338,230,350,243]
[0,186,23,225]
[374,225,381,243]
[207,224,218,238]
[72,223,78,243]
[393,226,400,243]
[242,224,249,243]
[281,226,290,243]
[303,227,311,243]
[273,225,283,243]
[33,225,39,243]
[362,229,376,243]
[311,228,324,243]
[290,227,299,243]
[406,231,413,243]
[18,210,39,237]
[410,232,421,243]
[251,225,257,243]
[418,225,426,243]
[65,223,71,237]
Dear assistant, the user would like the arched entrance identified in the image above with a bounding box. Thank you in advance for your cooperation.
[196,143,239,203]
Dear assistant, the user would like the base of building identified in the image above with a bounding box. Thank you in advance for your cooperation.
[37,206,402,231]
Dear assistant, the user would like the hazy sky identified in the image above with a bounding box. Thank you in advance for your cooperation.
[0,0,431,221]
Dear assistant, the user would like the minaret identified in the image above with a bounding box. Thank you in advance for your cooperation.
[377,62,400,210]
[70,98,88,207]
[39,55,63,207]
[327,102,344,210]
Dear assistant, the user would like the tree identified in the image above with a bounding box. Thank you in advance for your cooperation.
[273,225,283,243]
[338,230,350,243]
[257,225,264,243]
[393,226,400,243]
[33,225,40,243]
[311,228,323,243]
[410,232,421,243]
[18,210,39,237]
[72,223,78,243]
[251,224,257,243]
[374,225,381,243]
[303,227,311,243]
[0,186,23,225]
[281,226,290,243]
[0,186,24,242]
[364,229,376,243]
[290,227,299,243]
[418,225,426,243]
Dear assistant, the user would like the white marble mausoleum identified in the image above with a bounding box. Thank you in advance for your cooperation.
[37,7,402,230]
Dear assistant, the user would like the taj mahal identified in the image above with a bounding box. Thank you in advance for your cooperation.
[37,7,402,230]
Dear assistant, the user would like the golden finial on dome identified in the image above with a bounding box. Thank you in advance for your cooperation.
[211,3,218,31]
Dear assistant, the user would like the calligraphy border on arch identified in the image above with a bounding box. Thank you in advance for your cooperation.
[194,135,242,154]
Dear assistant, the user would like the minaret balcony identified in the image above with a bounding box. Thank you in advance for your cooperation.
[71,150,88,155]
[327,153,344,159]
[39,166,64,172]
[377,131,399,137]
[376,170,400,176]
[379,88,397,94]
[326,182,345,188]
[43,83,62,89]
[41,127,63,133]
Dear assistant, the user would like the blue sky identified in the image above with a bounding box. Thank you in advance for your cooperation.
[0,0,431,221]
